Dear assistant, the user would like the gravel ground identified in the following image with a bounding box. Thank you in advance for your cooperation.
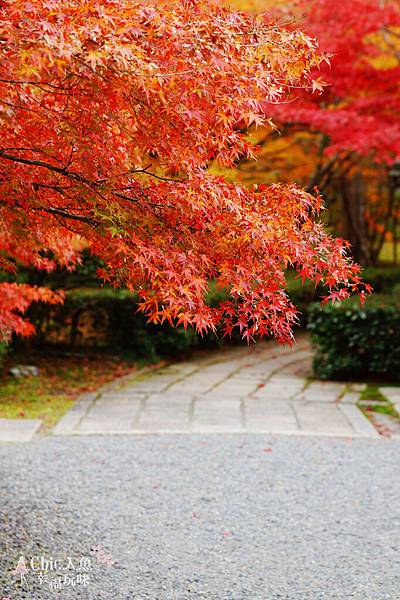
[0,434,399,600]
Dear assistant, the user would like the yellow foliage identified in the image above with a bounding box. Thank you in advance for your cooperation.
[226,0,289,11]
[367,27,400,69]
[211,126,318,188]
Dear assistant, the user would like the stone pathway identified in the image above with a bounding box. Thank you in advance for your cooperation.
[52,336,379,439]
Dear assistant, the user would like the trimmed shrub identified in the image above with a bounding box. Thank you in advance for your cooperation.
[308,294,400,381]
[287,267,400,321]
[22,287,220,360]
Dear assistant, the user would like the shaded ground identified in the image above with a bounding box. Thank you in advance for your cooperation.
[1,435,399,599]
[0,353,137,429]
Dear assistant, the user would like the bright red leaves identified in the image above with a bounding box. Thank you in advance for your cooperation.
[0,0,368,341]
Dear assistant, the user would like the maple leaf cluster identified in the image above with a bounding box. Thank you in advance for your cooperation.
[0,0,368,342]
[0,283,62,339]
[268,0,400,162]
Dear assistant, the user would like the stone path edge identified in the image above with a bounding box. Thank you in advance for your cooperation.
[339,404,380,438]
[51,430,387,440]
[52,391,98,436]
[0,418,42,443]
[52,363,169,436]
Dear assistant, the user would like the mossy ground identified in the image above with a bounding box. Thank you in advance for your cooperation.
[0,354,137,430]
[359,384,400,420]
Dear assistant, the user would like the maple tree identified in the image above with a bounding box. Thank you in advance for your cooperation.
[0,0,368,343]
[259,0,400,265]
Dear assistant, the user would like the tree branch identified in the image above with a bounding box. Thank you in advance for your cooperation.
[130,165,186,183]
[0,150,91,185]
[36,206,93,223]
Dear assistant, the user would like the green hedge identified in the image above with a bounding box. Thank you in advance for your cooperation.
[286,267,400,318]
[286,267,400,331]
[20,275,315,358]
[308,294,400,381]
[22,287,222,361]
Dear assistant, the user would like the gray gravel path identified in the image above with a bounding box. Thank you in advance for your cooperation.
[1,435,399,599]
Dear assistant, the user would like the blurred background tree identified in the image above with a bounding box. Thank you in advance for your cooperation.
[223,0,400,266]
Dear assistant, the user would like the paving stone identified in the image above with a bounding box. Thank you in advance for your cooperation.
[340,392,361,404]
[246,418,300,434]
[339,404,380,438]
[198,363,235,372]
[304,381,344,391]
[191,422,244,433]
[296,381,345,403]
[293,402,354,435]
[98,388,148,397]
[280,359,313,379]
[244,400,299,433]
[272,372,308,381]
[366,410,400,438]
[252,379,304,400]
[124,379,174,394]
[53,392,97,436]
[359,399,387,406]
[248,393,291,402]
[244,398,295,414]
[208,379,259,397]
[0,418,42,442]
[349,383,367,392]
[148,392,193,405]
[167,375,224,395]
[76,400,142,433]
[296,391,342,403]
[379,386,400,404]
[378,387,400,420]
[135,404,191,433]
[233,370,272,381]
[192,398,243,433]
[161,363,199,376]
[95,394,143,405]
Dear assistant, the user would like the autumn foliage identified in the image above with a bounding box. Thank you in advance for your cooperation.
[228,0,400,265]
[0,0,367,343]
[268,0,400,162]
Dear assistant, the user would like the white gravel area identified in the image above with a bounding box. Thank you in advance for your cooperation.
[0,435,399,599]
